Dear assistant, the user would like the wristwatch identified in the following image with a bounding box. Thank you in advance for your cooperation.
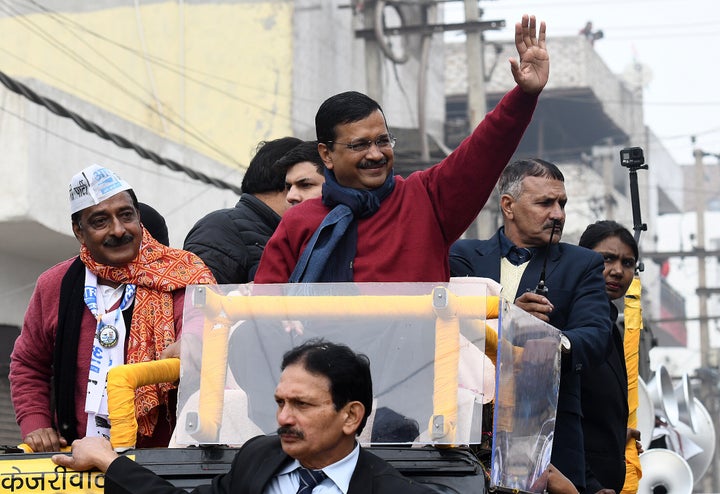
[560,334,572,354]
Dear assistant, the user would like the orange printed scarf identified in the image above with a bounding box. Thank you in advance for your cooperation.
[81,227,215,437]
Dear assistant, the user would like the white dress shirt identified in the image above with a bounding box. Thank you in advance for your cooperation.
[265,442,360,494]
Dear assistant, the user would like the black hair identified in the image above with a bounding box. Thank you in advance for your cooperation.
[274,141,325,176]
[579,220,639,261]
[281,338,373,435]
[71,189,139,226]
[315,91,386,149]
[137,202,169,246]
[241,137,303,194]
[498,158,565,198]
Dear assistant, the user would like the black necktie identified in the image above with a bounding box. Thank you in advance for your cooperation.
[296,467,327,494]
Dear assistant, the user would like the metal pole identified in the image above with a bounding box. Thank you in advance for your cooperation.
[464,0,485,128]
[695,147,709,370]
[417,3,435,163]
[694,146,718,493]
[364,3,383,104]
[603,142,615,220]
[463,0,488,239]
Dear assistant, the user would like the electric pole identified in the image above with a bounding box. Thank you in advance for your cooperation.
[465,0,490,239]
[602,139,615,220]
[363,4,384,104]
[693,144,720,493]
[464,0,486,128]
[695,147,710,369]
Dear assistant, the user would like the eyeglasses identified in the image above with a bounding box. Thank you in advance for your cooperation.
[327,134,396,153]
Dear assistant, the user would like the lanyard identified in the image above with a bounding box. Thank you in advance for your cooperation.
[82,269,137,439]
[83,272,136,347]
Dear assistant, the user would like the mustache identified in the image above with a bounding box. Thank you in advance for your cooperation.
[103,234,134,247]
[277,426,304,439]
[357,158,388,169]
[545,222,562,231]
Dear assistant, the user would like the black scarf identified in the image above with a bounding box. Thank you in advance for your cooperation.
[53,256,133,441]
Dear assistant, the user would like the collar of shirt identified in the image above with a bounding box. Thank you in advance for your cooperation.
[499,227,534,266]
[273,443,360,494]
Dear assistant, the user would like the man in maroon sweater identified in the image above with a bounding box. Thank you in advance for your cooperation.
[10,165,214,452]
[254,14,549,284]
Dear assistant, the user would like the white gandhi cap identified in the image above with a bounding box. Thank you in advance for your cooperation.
[69,164,132,215]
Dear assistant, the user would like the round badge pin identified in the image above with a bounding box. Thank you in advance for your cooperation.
[98,325,119,348]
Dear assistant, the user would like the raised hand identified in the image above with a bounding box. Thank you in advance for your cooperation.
[509,14,549,95]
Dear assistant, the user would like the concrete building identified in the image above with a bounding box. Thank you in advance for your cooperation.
[0,0,448,444]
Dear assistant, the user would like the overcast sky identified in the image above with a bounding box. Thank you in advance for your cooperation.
[445,0,719,166]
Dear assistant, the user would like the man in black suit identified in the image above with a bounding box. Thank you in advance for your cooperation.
[53,340,431,494]
[449,158,612,493]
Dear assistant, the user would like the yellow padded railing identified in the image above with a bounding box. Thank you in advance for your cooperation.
[107,358,180,450]
[195,287,499,320]
[106,289,501,448]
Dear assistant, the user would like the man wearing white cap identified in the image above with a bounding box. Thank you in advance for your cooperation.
[9,164,215,452]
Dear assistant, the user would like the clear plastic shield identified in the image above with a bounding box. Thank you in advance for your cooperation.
[490,301,562,493]
[177,281,498,446]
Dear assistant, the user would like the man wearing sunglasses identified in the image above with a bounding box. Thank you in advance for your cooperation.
[255,14,549,284]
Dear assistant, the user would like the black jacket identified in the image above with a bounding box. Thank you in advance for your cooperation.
[582,303,628,493]
[104,435,433,494]
[184,194,280,284]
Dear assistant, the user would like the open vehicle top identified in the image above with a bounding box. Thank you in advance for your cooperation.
[1,279,561,494]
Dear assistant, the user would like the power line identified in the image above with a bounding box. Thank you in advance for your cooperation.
[16,0,312,127]
[0,0,241,166]
[1,102,243,219]
[0,68,242,195]
[0,45,142,125]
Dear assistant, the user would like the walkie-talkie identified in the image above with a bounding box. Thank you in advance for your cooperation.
[532,219,559,295]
